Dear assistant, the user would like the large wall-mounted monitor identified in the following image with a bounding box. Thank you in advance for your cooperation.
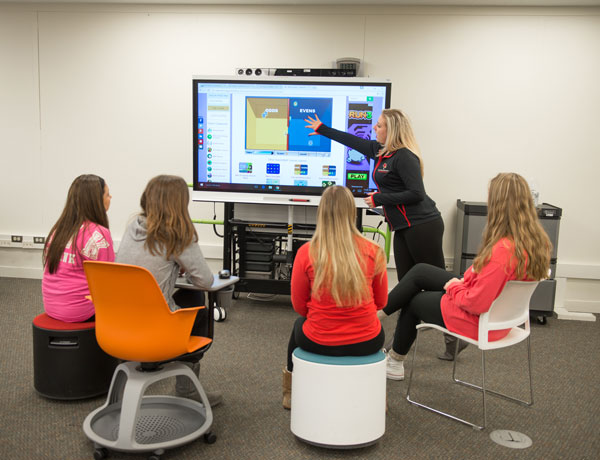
[192,76,391,206]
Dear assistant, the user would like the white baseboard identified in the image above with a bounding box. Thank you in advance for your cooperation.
[0,266,43,279]
[555,307,597,322]
[564,300,600,315]
[556,263,600,280]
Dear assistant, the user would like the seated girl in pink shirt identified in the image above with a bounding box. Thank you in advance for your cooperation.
[42,174,114,322]
[381,173,552,381]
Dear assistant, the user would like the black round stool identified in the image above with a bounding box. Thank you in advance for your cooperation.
[32,313,118,400]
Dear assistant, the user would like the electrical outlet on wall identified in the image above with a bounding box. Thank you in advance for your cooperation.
[10,235,23,248]
[33,236,46,249]
[0,234,46,249]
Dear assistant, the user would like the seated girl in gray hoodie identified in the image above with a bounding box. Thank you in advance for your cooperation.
[116,174,220,405]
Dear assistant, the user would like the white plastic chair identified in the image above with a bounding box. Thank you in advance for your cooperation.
[406,280,540,430]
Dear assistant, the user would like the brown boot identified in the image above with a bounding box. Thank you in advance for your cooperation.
[282,368,292,410]
[438,333,468,361]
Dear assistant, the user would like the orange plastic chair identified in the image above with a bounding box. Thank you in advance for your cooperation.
[83,260,211,362]
[82,260,216,459]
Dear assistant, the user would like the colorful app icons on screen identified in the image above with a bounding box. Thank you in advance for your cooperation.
[322,165,336,176]
[239,162,253,173]
[266,163,281,174]
[294,164,308,175]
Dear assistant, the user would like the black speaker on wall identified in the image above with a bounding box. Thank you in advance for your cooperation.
[234,67,357,77]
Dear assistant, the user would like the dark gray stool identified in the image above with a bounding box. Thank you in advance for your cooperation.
[32,313,118,400]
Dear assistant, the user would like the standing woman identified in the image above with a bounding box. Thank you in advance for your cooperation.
[42,174,114,322]
[283,185,388,409]
[383,173,551,380]
[115,175,219,405]
[305,110,456,358]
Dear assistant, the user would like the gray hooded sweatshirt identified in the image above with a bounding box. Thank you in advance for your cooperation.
[116,215,214,311]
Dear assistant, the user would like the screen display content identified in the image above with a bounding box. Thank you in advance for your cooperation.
[193,77,391,201]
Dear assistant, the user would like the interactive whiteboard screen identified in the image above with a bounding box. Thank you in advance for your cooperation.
[192,77,391,206]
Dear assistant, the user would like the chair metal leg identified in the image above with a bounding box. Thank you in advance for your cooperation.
[481,350,487,430]
[526,336,534,406]
[406,329,485,431]
[406,328,534,430]
[453,337,533,407]
[404,329,420,398]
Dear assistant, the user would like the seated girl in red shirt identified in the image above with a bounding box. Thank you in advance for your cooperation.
[283,185,388,409]
[382,172,552,381]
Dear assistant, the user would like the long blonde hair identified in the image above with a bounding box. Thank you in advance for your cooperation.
[473,173,551,280]
[379,108,424,177]
[309,186,386,306]
[140,175,198,259]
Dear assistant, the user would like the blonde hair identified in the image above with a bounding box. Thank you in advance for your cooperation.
[309,186,386,306]
[379,108,424,177]
[140,175,198,259]
[473,173,551,280]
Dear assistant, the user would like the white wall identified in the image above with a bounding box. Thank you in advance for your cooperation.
[0,3,598,313]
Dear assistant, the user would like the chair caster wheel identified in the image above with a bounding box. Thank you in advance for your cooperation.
[213,307,227,322]
[204,431,217,444]
[93,447,108,460]
[148,455,160,460]
[536,315,547,325]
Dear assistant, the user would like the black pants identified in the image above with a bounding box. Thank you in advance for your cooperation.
[392,216,445,282]
[387,263,454,355]
[173,288,207,337]
[383,216,445,316]
[286,317,385,371]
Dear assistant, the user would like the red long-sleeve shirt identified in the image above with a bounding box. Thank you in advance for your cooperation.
[291,239,388,346]
[441,238,529,341]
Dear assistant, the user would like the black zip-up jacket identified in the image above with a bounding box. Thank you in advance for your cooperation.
[316,124,441,231]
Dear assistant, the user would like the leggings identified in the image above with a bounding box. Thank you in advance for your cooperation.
[383,217,445,316]
[388,263,455,355]
[286,317,385,371]
[392,216,445,283]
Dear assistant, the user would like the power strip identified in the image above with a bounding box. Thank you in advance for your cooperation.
[0,234,46,249]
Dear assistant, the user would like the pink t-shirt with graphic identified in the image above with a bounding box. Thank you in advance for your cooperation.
[42,222,115,322]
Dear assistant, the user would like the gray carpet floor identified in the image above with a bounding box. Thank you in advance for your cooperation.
[1,277,599,459]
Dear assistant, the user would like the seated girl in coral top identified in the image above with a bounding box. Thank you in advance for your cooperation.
[383,172,552,381]
[282,185,388,409]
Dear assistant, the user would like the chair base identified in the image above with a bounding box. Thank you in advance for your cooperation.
[406,326,533,431]
[88,396,208,449]
[83,361,213,455]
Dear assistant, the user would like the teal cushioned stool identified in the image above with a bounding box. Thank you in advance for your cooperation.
[290,348,386,448]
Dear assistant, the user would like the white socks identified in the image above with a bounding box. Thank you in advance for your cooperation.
[388,349,405,362]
